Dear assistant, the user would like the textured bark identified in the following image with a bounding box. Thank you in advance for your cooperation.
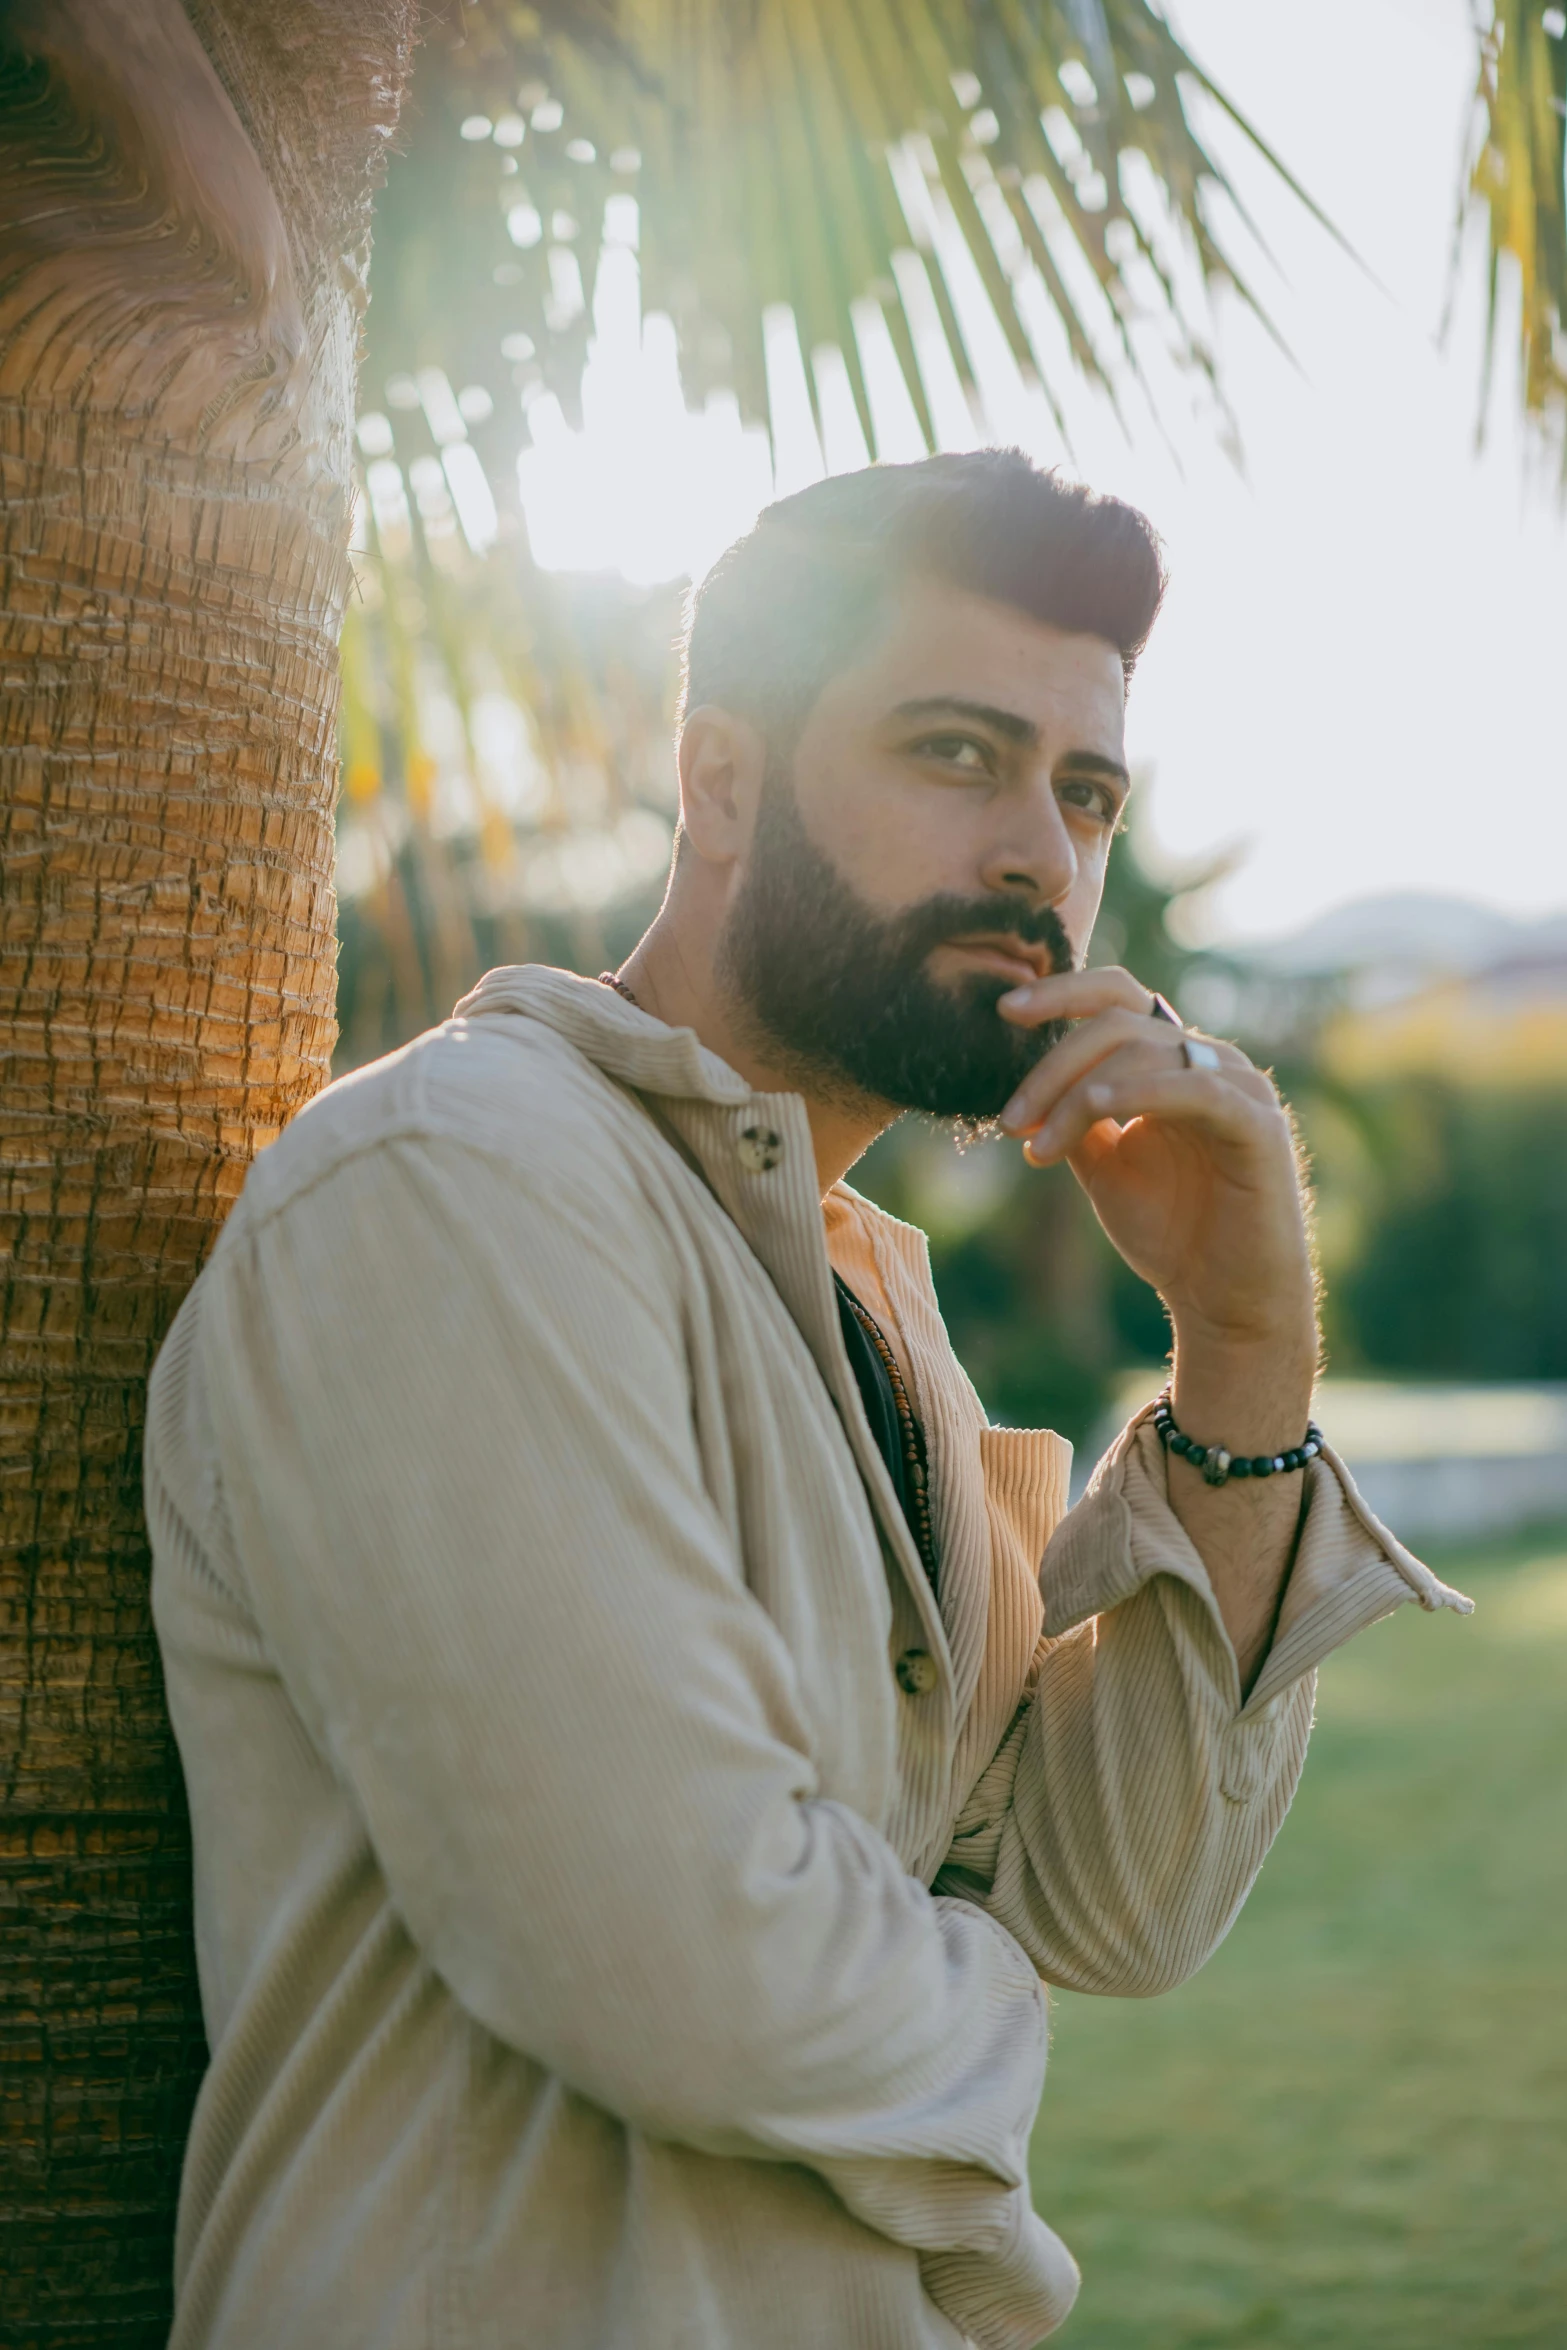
[0,3,414,2336]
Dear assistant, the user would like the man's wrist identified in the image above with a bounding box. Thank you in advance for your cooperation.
[1168,1319,1318,1459]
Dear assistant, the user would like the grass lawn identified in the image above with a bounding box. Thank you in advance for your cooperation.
[1029,1524,1567,2348]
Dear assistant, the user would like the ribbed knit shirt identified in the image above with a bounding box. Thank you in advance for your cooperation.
[144,965,1470,2350]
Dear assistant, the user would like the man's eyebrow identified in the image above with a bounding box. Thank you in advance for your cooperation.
[889,695,1038,746]
[890,699,1131,790]
[1055,748,1132,790]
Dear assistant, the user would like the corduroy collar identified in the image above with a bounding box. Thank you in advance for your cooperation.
[455,962,759,1109]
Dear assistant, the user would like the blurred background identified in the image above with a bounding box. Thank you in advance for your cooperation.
[337,2,1566,2337]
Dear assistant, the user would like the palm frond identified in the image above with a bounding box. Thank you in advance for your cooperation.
[370,0,1311,462]
[1460,0,1567,475]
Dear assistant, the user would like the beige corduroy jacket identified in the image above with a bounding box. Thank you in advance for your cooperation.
[145,965,1468,2350]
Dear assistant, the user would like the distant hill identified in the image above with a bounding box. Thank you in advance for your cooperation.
[1181,894,1567,1061]
[1227,896,1567,1018]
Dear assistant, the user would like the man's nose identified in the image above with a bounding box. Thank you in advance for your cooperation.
[977,792,1077,907]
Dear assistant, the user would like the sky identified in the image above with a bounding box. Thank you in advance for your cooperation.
[513,0,1567,944]
[1100,0,1567,942]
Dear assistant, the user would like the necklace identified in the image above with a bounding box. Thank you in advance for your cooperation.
[599,970,640,1008]
[836,1283,937,1591]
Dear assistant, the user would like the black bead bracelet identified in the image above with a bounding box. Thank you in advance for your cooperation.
[1151,1389,1324,1489]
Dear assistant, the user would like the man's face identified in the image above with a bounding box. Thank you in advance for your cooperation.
[717,576,1131,1123]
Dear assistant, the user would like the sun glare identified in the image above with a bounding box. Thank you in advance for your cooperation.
[517,210,778,585]
[513,158,1079,587]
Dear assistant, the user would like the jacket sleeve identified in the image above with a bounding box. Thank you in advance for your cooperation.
[937,1411,1472,1994]
[197,1131,1077,2350]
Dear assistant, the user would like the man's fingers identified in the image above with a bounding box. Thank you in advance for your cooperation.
[1001,1019,1253,1137]
[999,1012,1164,1132]
[1021,1063,1277,1169]
[1000,1017,1170,1134]
[997,964,1159,1029]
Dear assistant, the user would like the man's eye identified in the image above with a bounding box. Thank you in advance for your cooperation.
[914,734,991,772]
[1058,778,1117,823]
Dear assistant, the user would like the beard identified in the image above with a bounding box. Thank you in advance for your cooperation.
[716,759,1077,1128]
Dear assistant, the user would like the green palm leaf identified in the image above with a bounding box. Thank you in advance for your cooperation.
[1459,1,1567,474]
[366,0,1325,460]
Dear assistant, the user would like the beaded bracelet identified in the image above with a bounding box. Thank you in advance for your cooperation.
[1151,1389,1324,1488]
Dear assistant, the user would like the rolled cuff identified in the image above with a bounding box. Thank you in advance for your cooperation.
[919,2187,1080,2349]
[1040,1406,1473,1713]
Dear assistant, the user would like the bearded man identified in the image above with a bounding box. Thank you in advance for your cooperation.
[146,452,1466,2349]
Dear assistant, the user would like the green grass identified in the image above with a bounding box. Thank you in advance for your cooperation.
[1029,1526,1567,2348]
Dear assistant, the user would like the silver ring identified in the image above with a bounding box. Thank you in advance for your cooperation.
[1181,1036,1222,1071]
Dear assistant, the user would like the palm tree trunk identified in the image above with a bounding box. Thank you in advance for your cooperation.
[0,4,412,2334]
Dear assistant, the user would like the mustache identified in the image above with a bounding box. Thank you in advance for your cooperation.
[880,892,1076,973]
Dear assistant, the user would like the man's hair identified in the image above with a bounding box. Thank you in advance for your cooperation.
[679,449,1167,746]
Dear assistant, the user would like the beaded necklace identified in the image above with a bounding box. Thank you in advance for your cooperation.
[835,1281,938,1590]
[601,971,938,1588]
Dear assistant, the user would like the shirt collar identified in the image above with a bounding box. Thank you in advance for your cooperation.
[454,962,756,1108]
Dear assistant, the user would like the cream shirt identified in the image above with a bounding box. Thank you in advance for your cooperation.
[145,965,1468,2349]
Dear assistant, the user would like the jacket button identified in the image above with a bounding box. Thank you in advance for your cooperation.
[894,1647,938,1696]
[736,1124,782,1172]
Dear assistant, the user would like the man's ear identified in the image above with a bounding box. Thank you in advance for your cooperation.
[677,706,767,867]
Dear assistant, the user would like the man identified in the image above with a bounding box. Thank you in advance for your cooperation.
[146,452,1467,2349]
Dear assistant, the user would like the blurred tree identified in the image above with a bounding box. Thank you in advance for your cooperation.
[1318,1080,1567,1381]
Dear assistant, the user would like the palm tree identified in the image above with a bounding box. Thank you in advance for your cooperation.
[0,1,417,2332]
[1,2,1559,2337]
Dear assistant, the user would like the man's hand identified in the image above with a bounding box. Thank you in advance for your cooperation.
[996,967,1319,1691]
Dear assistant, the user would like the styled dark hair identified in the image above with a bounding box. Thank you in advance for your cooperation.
[680,449,1167,745]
